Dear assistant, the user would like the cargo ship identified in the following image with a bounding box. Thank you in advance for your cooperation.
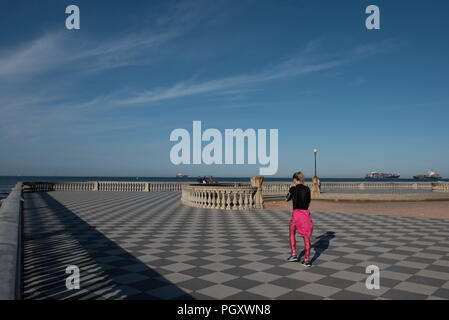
[413,170,441,180]
[365,171,400,179]
[176,173,189,178]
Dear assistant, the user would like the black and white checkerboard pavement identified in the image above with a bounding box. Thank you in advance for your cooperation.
[23,191,449,300]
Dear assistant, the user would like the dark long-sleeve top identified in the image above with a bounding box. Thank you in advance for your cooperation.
[286,184,311,210]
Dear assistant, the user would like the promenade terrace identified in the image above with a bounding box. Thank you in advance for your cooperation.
[2,181,449,300]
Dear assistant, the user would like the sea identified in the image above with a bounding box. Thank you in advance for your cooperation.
[1,176,448,200]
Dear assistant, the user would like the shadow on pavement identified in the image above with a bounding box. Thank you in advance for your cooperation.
[297,231,336,264]
[22,192,193,300]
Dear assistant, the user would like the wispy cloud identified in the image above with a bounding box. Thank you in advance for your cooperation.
[0,29,182,79]
[115,38,400,105]
[0,0,238,143]
[0,0,220,79]
[0,33,63,77]
[0,0,402,142]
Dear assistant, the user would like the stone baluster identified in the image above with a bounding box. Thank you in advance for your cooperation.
[209,190,213,208]
[219,190,225,210]
[243,190,248,210]
[202,190,207,208]
[225,191,231,210]
[189,189,194,205]
[214,190,219,208]
[212,190,217,208]
[216,190,222,209]
[215,190,220,209]
[248,191,254,208]
[199,190,203,207]
[238,191,244,210]
[231,191,237,210]
[209,190,214,208]
[205,190,209,208]
[207,190,212,208]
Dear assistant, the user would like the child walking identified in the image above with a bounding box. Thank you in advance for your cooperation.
[285,171,313,267]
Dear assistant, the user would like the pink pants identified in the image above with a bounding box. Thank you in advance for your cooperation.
[290,210,313,260]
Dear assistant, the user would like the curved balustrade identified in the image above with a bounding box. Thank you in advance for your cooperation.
[181,184,259,210]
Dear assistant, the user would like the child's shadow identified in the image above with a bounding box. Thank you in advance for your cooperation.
[298,231,335,264]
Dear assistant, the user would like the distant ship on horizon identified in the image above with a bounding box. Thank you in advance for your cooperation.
[413,170,442,180]
[365,171,400,179]
[176,173,189,178]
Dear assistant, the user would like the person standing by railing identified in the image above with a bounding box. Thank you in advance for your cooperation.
[285,171,313,267]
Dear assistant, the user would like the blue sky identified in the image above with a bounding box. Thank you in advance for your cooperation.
[0,0,448,178]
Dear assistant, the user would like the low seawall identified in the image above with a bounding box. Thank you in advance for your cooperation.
[0,183,22,300]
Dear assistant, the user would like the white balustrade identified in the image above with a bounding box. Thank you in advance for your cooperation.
[262,181,438,193]
[23,181,190,192]
[181,184,258,210]
[22,180,449,194]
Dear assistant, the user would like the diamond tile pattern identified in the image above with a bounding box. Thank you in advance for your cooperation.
[22,191,449,300]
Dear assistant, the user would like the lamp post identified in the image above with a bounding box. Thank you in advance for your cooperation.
[312,149,320,197]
